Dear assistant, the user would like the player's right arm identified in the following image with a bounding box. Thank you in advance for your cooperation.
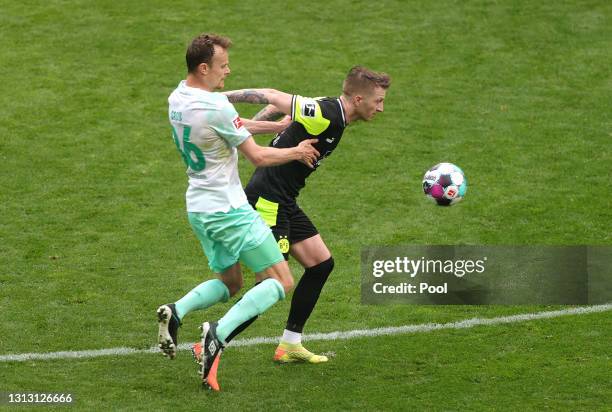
[225,90,330,137]
[214,93,318,167]
[223,89,293,115]
[238,137,319,168]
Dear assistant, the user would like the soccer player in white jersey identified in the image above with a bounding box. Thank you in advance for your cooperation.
[156,33,319,391]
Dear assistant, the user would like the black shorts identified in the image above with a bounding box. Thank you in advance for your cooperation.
[247,194,318,260]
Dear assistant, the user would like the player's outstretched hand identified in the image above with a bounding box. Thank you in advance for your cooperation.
[296,138,320,168]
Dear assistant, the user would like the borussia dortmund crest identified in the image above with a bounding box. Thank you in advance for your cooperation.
[277,237,290,254]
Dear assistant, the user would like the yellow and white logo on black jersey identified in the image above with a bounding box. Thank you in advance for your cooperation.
[277,236,290,254]
[302,102,316,117]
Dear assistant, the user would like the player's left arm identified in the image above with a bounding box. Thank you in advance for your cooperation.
[243,105,290,135]
[223,89,293,115]
[252,104,285,121]
[240,117,289,135]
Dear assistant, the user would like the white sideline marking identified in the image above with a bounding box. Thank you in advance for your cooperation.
[1,304,610,362]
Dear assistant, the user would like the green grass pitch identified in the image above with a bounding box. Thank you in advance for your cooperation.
[1,0,610,410]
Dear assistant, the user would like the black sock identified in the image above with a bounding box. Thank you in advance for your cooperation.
[286,257,334,333]
[224,281,261,344]
[224,315,258,343]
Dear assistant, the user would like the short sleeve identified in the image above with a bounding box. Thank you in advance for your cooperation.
[291,95,331,136]
[210,101,251,147]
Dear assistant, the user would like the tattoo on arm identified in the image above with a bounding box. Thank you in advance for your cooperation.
[225,89,269,104]
[252,105,285,121]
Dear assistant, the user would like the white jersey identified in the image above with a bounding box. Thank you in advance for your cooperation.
[168,81,251,213]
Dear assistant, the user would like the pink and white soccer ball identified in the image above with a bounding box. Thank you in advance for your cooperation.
[422,163,467,206]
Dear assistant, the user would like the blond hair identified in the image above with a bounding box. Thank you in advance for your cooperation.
[342,66,391,96]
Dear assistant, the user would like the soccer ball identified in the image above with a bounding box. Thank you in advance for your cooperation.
[422,163,467,206]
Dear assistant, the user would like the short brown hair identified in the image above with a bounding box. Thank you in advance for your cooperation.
[342,66,391,96]
[186,33,232,73]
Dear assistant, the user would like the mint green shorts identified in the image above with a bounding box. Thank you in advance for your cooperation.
[188,204,284,274]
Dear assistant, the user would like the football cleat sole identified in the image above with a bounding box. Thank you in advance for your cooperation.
[191,342,203,364]
[157,305,176,359]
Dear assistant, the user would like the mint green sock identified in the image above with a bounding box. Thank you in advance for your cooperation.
[175,279,230,320]
[216,278,285,343]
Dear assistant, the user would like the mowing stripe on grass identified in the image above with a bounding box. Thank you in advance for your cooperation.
[2,304,610,362]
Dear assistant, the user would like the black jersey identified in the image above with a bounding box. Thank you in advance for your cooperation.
[245,95,347,203]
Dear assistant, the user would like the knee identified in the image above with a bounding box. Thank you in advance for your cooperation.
[262,260,294,294]
[308,256,334,277]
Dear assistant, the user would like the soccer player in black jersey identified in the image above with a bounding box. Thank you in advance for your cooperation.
[191,66,390,364]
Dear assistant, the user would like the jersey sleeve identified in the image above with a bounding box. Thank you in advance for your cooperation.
[291,95,331,136]
[209,101,251,147]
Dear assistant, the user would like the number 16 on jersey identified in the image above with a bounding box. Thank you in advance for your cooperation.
[171,124,206,171]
